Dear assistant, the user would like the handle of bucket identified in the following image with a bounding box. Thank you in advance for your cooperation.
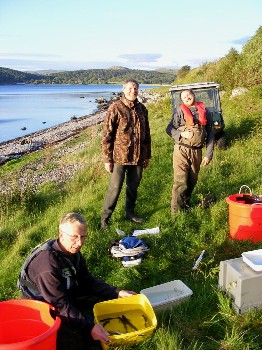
[239,185,252,195]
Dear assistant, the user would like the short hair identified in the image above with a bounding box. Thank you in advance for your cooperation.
[123,79,139,88]
[59,212,87,229]
[180,89,195,101]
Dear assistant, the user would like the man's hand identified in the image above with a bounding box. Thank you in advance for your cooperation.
[202,156,211,166]
[143,159,150,168]
[181,130,193,139]
[117,290,137,298]
[104,163,114,173]
[91,324,111,344]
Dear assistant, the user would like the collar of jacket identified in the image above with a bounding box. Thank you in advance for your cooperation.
[53,239,77,259]
[121,95,139,109]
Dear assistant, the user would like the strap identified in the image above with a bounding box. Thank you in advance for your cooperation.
[19,278,38,290]
[179,142,203,150]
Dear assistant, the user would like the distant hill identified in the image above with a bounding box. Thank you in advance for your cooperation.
[0,66,176,85]
[26,69,66,75]
[154,68,178,74]
[0,67,45,84]
[106,66,130,71]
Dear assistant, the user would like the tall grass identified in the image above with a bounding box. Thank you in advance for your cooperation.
[0,86,262,349]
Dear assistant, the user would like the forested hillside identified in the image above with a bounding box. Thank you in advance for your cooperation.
[0,66,176,85]
[0,67,45,84]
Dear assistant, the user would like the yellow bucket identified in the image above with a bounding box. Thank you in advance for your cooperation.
[93,294,157,349]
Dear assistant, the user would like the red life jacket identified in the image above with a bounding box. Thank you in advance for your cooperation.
[179,102,207,126]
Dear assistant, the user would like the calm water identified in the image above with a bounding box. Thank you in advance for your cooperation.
[0,84,154,143]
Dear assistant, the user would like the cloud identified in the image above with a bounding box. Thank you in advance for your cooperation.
[0,53,218,72]
[0,58,125,71]
[118,53,162,63]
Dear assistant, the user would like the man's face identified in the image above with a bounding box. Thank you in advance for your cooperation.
[59,222,87,254]
[123,82,138,101]
[180,90,195,107]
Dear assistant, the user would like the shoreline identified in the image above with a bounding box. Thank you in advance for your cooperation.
[0,109,106,162]
[0,89,164,164]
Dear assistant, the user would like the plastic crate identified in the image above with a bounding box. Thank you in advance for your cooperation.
[93,294,157,349]
[140,280,193,311]
[219,257,262,314]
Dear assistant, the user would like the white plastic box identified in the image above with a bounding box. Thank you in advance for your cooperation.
[219,257,262,314]
[242,249,262,271]
[140,280,193,311]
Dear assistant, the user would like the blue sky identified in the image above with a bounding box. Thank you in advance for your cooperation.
[0,0,261,72]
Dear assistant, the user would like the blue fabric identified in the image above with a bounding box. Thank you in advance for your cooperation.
[120,236,146,249]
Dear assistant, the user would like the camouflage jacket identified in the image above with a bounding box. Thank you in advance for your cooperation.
[101,95,151,165]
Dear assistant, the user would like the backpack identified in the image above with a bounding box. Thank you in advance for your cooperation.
[17,239,55,299]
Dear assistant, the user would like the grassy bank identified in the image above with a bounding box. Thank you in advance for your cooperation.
[0,85,262,349]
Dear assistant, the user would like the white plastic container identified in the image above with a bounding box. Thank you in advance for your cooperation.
[140,280,193,311]
[242,249,262,271]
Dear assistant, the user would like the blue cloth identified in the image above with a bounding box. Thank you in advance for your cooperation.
[120,236,147,249]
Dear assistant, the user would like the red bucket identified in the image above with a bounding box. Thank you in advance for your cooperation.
[0,299,61,350]
[226,185,262,242]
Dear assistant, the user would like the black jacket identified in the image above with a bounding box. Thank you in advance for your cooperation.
[20,240,118,332]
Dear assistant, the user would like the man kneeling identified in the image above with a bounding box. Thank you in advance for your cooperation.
[17,212,136,350]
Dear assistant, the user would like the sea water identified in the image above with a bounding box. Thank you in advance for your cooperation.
[0,84,154,143]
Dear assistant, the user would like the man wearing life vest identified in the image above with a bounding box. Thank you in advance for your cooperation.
[166,89,214,213]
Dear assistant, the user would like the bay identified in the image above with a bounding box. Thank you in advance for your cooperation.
[0,84,155,144]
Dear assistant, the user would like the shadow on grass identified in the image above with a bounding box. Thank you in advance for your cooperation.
[224,114,259,147]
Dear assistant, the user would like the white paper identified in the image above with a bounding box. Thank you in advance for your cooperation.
[115,228,126,236]
[132,227,160,236]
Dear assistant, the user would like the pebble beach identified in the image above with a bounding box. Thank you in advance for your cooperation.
[0,109,107,161]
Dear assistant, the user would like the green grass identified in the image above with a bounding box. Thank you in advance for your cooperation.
[0,87,262,349]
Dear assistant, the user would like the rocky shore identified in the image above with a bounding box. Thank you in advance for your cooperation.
[0,89,164,164]
[0,110,107,162]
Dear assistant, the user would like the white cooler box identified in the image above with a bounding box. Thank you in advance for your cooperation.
[140,280,193,312]
[219,257,262,314]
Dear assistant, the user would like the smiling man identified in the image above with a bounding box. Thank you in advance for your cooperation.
[166,89,214,213]
[101,79,151,229]
[17,212,136,349]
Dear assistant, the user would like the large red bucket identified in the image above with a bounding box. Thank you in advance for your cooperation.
[226,186,262,242]
[0,299,61,350]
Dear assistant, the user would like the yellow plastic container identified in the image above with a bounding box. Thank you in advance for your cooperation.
[93,294,157,349]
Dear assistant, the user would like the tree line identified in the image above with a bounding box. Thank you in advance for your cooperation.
[0,66,177,85]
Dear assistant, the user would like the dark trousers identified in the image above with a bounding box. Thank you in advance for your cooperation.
[101,164,143,222]
[171,144,202,213]
[57,322,101,350]
[57,295,103,350]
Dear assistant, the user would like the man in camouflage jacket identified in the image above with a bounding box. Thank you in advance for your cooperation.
[101,79,151,229]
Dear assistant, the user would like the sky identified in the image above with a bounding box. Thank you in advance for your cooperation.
[0,0,261,72]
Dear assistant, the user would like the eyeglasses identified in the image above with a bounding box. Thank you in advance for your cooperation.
[62,230,87,243]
